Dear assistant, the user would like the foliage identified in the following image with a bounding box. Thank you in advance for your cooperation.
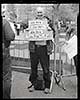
[6,4,79,24]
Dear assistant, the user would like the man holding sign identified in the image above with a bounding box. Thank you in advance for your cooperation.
[27,7,55,94]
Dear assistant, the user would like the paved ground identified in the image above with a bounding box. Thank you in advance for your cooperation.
[11,70,77,98]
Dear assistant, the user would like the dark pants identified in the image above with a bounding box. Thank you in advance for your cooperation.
[3,50,12,99]
[3,71,12,99]
[29,45,51,88]
[73,55,77,77]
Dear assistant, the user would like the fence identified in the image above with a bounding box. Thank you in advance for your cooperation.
[10,38,76,77]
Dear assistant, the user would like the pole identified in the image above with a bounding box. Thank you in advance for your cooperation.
[49,12,56,93]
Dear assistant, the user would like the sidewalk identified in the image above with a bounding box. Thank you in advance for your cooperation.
[11,70,77,98]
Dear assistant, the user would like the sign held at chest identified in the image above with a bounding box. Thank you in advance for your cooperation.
[25,19,53,41]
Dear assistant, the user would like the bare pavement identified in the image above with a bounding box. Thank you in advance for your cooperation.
[11,69,77,98]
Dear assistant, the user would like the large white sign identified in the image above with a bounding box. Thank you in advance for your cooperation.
[62,35,77,59]
[25,20,53,41]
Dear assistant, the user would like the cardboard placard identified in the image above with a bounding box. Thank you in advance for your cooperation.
[62,35,77,59]
[25,20,53,41]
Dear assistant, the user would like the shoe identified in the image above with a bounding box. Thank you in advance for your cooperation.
[28,85,34,92]
[44,88,50,94]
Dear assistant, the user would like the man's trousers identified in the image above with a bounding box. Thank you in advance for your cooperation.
[3,71,12,99]
[3,52,12,99]
[29,45,51,89]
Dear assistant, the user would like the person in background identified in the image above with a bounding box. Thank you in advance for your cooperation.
[2,11,15,99]
[65,22,77,77]
[27,7,55,94]
[16,22,21,35]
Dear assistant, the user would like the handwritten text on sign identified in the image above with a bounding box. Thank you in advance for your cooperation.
[26,20,53,41]
[62,35,77,59]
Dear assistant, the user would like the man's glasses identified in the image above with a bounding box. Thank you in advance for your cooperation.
[37,12,43,14]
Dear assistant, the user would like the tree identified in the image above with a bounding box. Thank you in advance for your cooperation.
[54,4,79,23]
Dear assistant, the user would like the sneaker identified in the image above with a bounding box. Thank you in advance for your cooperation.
[28,85,34,92]
[44,88,50,94]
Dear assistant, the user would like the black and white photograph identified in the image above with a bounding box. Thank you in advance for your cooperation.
[2,3,79,99]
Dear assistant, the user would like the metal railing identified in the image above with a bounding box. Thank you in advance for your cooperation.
[10,39,76,77]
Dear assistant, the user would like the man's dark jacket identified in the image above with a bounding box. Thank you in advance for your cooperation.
[2,18,15,77]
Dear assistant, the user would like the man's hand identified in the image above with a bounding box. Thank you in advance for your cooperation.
[47,26,52,31]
